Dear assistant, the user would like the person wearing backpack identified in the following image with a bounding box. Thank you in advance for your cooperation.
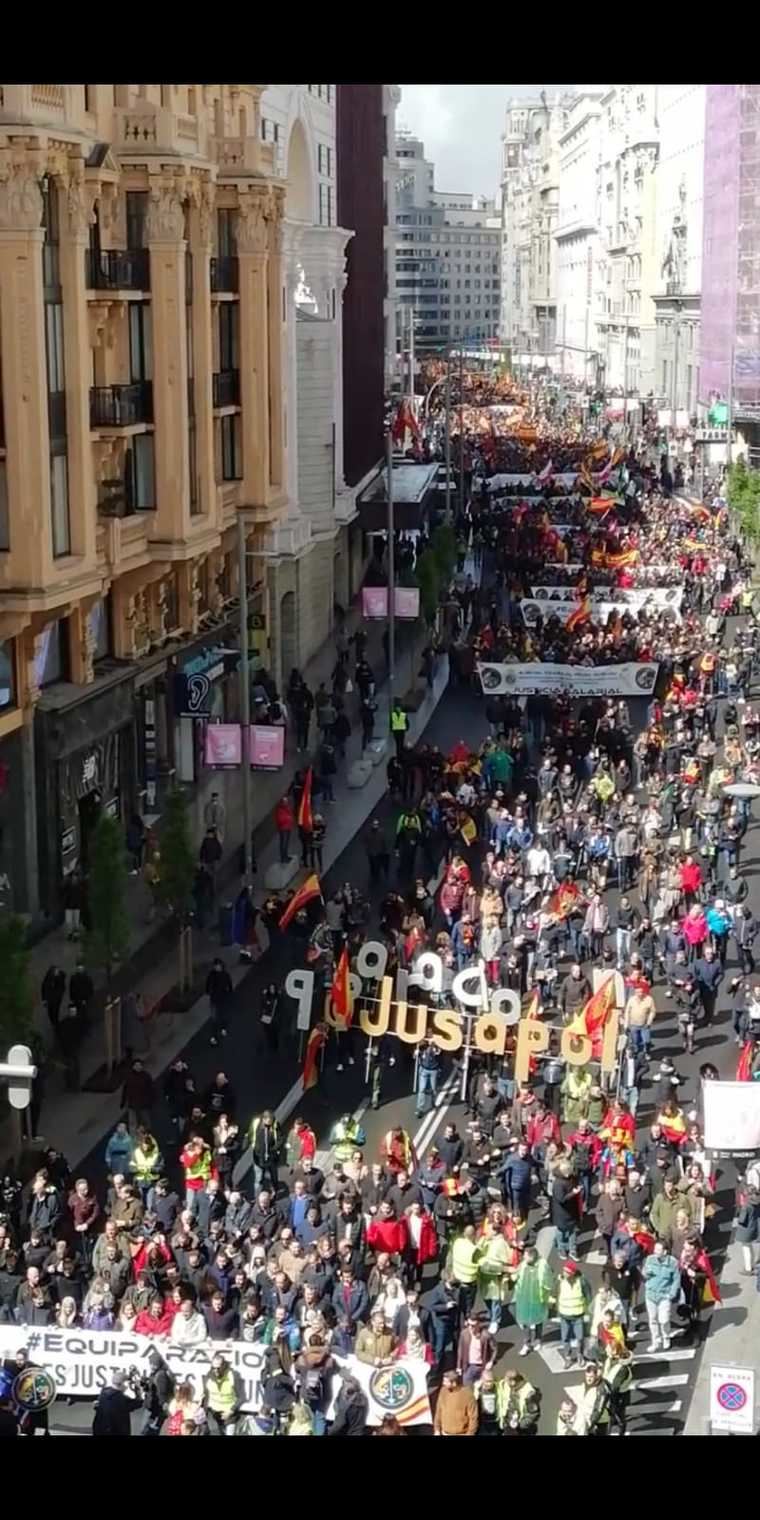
[295,1336,335,1435]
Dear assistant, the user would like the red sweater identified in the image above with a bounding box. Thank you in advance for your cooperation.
[366,1216,409,1257]
[275,801,294,832]
[680,862,702,894]
[134,1306,173,1338]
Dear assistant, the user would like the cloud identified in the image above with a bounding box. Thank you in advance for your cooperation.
[398,84,574,200]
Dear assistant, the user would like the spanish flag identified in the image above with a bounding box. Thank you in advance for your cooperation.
[568,974,616,1044]
[588,498,613,515]
[522,988,541,1020]
[331,944,353,1030]
[737,1041,755,1082]
[297,767,314,833]
[279,872,323,930]
[695,1245,722,1306]
[605,548,639,570]
[546,881,581,921]
[303,1023,327,1090]
[565,596,591,633]
[688,502,713,523]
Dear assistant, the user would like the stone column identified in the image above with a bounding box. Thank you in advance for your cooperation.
[60,159,98,564]
[281,220,303,511]
[299,226,354,495]
[237,185,270,505]
[266,186,286,499]
[146,174,190,541]
[0,156,51,587]
[188,175,216,524]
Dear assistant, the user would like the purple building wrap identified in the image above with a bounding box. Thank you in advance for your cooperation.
[701,85,760,410]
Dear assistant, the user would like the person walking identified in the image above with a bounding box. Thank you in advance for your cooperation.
[274,797,295,866]
[41,965,66,1035]
[642,1239,681,1353]
[390,699,410,761]
[556,1260,592,1368]
[512,1245,554,1356]
[205,957,233,1046]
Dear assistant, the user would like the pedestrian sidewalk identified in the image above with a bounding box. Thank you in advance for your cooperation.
[16,647,451,1176]
[25,603,397,1052]
[684,1224,759,1435]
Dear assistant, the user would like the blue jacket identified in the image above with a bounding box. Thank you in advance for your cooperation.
[706,907,731,938]
[500,1154,532,1196]
[642,1252,681,1303]
[332,1279,370,1325]
[506,825,533,853]
[105,1131,134,1173]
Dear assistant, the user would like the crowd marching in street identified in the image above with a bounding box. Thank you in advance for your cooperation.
[1,385,758,1439]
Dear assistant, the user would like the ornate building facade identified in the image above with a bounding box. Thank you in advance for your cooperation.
[0,83,356,916]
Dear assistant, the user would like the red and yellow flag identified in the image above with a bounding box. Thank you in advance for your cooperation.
[568,974,616,1042]
[737,1041,755,1082]
[522,988,541,1020]
[279,872,322,930]
[303,1024,327,1090]
[546,881,581,921]
[605,548,639,570]
[688,502,712,523]
[330,945,353,1030]
[297,768,314,832]
[565,596,591,633]
[587,498,613,515]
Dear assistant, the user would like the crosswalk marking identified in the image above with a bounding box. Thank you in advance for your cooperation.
[636,1373,690,1390]
[563,1382,683,1433]
[537,1339,696,1375]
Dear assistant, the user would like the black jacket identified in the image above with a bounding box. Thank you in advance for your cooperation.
[329,1387,368,1436]
[206,967,233,1006]
[92,1385,140,1437]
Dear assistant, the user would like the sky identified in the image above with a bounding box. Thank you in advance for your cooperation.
[398,84,573,201]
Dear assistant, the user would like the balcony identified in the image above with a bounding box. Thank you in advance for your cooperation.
[213,370,240,409]
[210,256,239,294]
[90,382,153,430]
[86,249,151,293]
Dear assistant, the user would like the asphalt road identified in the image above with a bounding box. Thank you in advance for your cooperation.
[48,672,757,1434]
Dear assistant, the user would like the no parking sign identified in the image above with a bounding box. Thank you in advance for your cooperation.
[710,1365,755,1433]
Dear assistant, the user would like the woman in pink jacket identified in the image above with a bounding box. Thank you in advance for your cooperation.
[683,904,708,962]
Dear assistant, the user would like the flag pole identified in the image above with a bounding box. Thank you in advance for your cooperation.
[387,429,396,702]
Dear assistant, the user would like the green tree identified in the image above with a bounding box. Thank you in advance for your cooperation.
[430,522,458,583]
[0,916,33,1048]
[414,548,441,625]
[728,458,760,549]
[86,812,130,991]
[157,785,196,925]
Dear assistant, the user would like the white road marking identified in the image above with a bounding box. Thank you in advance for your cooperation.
[413,1067,460,1155]
[537,1340,696,1375]
[636,1373,690,1390]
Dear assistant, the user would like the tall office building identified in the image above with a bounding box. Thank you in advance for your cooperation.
[395,134,500,351]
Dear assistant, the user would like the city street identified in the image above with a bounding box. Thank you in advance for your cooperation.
[46,670,754,1435]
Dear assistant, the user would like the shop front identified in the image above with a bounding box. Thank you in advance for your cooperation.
[35,673,137,919]
[169,622,241,787]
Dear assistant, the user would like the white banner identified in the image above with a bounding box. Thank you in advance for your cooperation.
[327,1355,432,1427]
[704,1080,760,1154]
[523,588,683,624]
[478,661,659,698]
[0,1329,433,1428]
[0,1325,264,1411]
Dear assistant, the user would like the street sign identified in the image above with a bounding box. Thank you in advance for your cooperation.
[710,1364,755,1433]
[5,1045,35,1110]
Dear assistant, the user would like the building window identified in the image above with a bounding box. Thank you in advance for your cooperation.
[217,208,237,257]
[0,460,8,551]
[318,144,333,178]
[41,179,60,292]
[126,191,148,251]
[88,597,112,664]
[220,414,242,481]
[50,451,70,557]
[319,183,334,227]
[129,302,153,382]
[0,639,15,710]
[35,619,67,688]
[218,303,239,371]
[125,433,156,511]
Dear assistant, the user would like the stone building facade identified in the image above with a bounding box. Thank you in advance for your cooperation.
[0,83,355,917]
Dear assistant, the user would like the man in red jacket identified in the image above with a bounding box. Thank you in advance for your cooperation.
[366,1200,409,1260]
[525,1101,561,1154]
[274,797,295,865]
[680,855,702,906]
